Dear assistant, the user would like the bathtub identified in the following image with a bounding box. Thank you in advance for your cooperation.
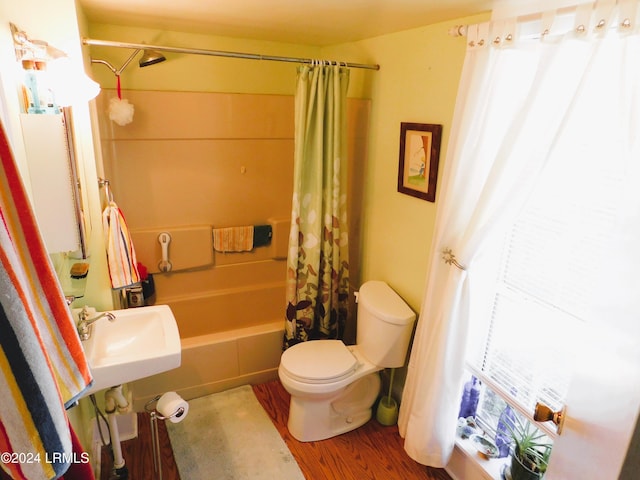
[130,319,284,411]
[128,273,286,411]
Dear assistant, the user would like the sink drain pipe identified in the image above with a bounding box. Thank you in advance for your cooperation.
[105,385,130,480]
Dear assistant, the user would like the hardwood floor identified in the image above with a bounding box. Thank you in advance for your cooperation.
[100,380,452,480]
[254,380,451,480]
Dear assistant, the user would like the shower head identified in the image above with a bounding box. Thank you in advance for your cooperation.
[92,48,166,76]
[139,49,166,67]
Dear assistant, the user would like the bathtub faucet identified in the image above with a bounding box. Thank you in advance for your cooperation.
[77,305,116,341]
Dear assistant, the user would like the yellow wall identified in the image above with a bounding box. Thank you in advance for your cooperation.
[324,14,490,311]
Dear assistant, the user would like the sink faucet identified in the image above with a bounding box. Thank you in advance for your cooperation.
[77,306,116,341]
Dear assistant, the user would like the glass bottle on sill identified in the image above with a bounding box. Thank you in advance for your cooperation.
[458,375,481,419]
[495,404,516,458]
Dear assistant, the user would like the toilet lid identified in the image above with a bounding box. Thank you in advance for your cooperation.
[281,340,358,384]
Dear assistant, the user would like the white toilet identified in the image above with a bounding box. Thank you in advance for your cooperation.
[278,280,416,442]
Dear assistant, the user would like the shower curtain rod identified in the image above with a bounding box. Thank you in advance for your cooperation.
[82,38,380,71]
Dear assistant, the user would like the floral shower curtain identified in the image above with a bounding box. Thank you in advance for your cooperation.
[284,64,350,349]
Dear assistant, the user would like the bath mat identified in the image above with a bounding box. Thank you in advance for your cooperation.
[166,385,305,480]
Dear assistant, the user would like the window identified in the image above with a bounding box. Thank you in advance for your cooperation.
[463,76,624,436]
[473,380,552,448]
[405,11,640,477]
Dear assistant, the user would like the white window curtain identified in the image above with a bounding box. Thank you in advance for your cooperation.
[397,2,640,477]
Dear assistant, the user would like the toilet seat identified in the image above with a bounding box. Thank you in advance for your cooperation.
[280,340,358,384]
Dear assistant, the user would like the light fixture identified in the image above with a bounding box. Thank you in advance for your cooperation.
[10,22,100,108]
[47,57,101,107]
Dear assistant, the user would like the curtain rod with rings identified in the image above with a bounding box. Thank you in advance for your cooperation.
[82,38,380,71]
[447,2,636,40]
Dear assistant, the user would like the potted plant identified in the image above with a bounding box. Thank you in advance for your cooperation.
[507,414,552,480]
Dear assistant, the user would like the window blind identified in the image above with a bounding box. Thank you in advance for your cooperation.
[467,145,619,435]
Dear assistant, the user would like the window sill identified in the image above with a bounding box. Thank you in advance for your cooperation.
[446,437,509,480]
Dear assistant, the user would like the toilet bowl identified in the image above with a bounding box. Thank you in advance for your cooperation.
[279,340,382,441]
[278,281,416,442]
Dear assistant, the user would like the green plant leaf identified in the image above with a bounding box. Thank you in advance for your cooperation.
[504,412,552,473]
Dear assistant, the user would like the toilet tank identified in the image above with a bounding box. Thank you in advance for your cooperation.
[356,281,416,368]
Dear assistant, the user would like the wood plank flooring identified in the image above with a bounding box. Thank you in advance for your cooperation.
[100,380,452,480]
[254,380,452,480]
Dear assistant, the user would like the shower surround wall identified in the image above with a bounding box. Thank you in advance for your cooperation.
[96,89,369,408]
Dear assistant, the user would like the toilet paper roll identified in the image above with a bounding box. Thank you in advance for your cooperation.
[156,391,189,423]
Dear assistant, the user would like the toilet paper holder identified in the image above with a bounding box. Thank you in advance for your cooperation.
[145,394,186,420]
[145,394,187,480]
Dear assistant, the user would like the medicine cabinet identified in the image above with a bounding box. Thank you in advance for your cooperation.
[19,108,88,258]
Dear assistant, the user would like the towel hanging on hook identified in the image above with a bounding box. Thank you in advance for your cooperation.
[102,196,141,289]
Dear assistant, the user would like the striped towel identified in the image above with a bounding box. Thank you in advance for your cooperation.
[213,226,254,252]
[102,201,140,289]
[0,120,93,480]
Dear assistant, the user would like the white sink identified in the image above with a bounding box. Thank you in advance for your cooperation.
[79,305,181,395]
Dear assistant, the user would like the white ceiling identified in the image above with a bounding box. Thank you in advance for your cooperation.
[79,0,494,46]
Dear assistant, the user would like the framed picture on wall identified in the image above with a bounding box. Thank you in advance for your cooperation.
[397,122,442,202]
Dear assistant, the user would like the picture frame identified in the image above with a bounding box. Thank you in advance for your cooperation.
[397,122,442,202]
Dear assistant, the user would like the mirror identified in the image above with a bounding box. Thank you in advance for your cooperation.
[61,106,89,259]
[18,104,89,258]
